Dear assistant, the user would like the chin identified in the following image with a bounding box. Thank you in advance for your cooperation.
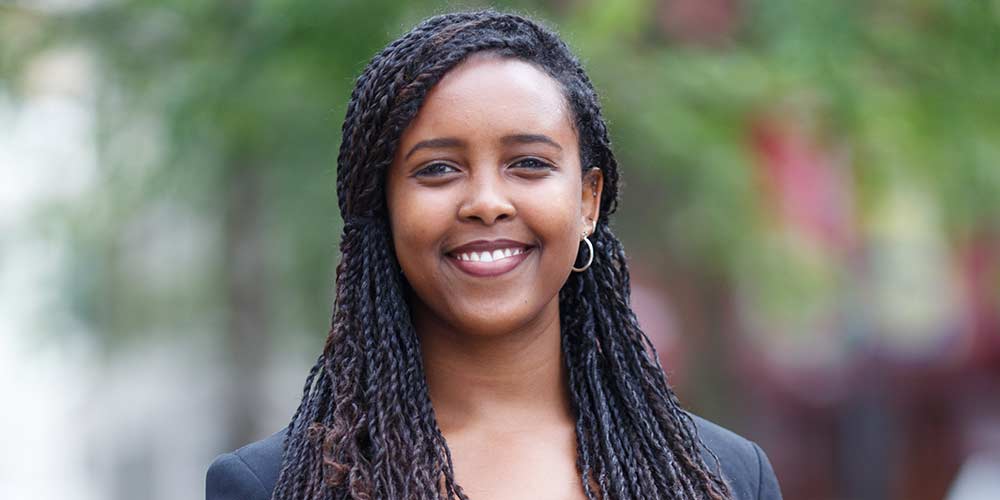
[453,315,528,337]
[404,266,564,339]
[445,298,557,338]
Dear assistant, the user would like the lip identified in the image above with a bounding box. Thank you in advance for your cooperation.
[445,239,534,278]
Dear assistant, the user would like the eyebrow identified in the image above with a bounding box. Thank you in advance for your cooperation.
[404,137,465,160]
[500,133,563,150]
[403,134,563,160]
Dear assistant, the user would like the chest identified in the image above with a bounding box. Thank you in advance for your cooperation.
[445,426,588,500]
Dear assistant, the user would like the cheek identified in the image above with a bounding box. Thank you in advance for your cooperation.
[388,189,452,271]
[521,184,583,262]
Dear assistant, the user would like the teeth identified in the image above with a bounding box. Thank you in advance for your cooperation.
[453,247,527,263]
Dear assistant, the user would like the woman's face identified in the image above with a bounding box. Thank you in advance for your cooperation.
[386,52,603,338]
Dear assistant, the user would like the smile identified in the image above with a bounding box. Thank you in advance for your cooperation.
[453,247,525,262]
[445,240,533,277]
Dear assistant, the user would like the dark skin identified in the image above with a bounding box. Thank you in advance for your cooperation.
[386,52,604,499]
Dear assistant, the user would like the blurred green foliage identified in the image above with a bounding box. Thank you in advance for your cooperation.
[2,0,998,351]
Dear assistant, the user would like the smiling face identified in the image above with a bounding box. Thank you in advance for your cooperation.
[386,52,603,338]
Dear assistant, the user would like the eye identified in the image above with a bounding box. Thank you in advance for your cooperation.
[414,162,459,178]
[510,157,555,172]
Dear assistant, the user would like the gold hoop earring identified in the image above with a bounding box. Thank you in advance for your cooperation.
[572,234,594,272]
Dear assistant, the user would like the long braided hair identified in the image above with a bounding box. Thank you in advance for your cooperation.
[272,10,731,500]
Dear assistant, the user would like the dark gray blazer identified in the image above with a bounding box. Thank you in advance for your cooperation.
[206,414,782,499]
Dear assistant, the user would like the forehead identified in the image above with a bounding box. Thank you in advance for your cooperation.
[397,53,577,149]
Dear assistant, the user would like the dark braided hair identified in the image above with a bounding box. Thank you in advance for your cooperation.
[272,9,732,500]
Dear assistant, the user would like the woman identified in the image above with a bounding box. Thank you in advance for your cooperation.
[207,9,781,500]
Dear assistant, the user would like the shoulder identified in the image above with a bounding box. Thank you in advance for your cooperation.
[688,413,783,500]
[205,429,287,500]
[204,418,781,500]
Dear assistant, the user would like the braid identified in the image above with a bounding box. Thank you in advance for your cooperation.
[561,226,731,499]
[274,9,731,500]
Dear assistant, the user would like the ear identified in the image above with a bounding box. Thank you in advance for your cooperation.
[580,167,604,236]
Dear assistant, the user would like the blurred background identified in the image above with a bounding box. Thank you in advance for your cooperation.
[2,0,999,499]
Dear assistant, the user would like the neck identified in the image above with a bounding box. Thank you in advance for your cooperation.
[413,300,573,433]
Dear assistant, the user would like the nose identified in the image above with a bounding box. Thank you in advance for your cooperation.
[457,169,516,225]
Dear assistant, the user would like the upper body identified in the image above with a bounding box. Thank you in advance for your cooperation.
[215,9,784,500]
[206,414,782,500]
